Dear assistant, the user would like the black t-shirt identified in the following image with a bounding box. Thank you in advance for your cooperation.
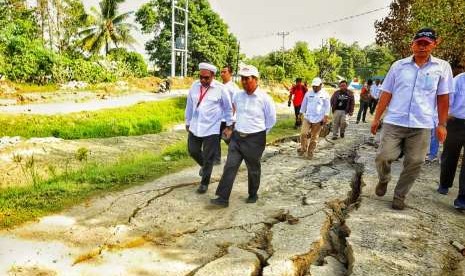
[335,92,350,111]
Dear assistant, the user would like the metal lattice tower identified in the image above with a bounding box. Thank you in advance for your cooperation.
[171,0,189,77]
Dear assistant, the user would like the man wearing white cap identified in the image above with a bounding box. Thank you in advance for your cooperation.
[185,62,234,194]
[298,77,330,159]
[210,65,276,207]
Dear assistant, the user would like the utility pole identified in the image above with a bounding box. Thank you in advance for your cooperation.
[277,31,289,76]
[235,41,240,80]
[171,0,189,78]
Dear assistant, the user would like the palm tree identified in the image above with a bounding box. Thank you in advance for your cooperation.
[79,0,136,55]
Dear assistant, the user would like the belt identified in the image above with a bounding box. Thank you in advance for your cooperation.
[235,130,265,138]
[450,117,465,124]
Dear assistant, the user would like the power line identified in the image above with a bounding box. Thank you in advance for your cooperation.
[242,6,389,41]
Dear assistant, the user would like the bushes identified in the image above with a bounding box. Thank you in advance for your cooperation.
[108,48,148,78]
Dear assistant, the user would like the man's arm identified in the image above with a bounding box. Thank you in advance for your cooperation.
[370,92,392,135]
[436,94,449,143]
[185,90,193,132]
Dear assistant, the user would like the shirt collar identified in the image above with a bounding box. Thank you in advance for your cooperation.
[402,55,440,65]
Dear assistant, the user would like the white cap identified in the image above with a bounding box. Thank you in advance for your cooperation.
[311,77,322,86]
[238,65,259,77]
[199,62,217,74]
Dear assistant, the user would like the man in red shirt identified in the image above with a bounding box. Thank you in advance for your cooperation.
[288,78,308,128]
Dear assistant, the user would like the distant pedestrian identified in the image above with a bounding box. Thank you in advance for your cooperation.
[298,77,330,159]
[185,62,234,194]
[330,80,355,140]
[438,64,465,210]
[288,78,308,128]
[371,28,453,210]
[369,79,381,114]
[211,65,276,207]
[356,79,372,123]
[214,65,239,164]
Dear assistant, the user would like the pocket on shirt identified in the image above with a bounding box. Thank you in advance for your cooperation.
[422,73,440,92]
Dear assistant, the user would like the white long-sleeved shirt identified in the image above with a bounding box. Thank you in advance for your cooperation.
[300,89,330,123]
[233,87,276,134]
[185,80,233,137]
[222,80,239,121]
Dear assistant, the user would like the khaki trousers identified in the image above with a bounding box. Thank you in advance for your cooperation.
[375,123,430,200]
[332,110,347,138]
[300,119,323,157]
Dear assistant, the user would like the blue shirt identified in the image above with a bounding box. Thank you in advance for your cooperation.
[450,72,465,119]
[300,89,330,123]
[381,55,453,129]
[185,80,233,137]
[233,87,276,134]
[371,84,381,99]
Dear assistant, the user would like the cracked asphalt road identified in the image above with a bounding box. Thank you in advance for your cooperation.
[1,120,464,276]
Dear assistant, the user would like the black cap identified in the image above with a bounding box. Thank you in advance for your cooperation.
[413,28,437,43]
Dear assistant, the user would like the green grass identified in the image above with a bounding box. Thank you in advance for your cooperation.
[0,116,298,229]
[0,97,186,139]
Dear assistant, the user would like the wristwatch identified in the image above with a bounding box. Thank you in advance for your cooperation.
[438,123,447,128]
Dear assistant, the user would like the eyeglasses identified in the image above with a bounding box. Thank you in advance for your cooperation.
[199,75,211,80]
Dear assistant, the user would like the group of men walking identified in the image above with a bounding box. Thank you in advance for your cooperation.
[185,27,465,211]
[185,63,276,207]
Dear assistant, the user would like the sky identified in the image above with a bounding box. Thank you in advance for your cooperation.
[82,0,393,58]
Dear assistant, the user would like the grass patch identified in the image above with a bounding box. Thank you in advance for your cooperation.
[0,142,194,228]
[0,116,298,229]
[0,97,187,139]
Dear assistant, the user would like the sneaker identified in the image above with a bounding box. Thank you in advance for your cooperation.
[210,197,229,207]
[436,185,449,195]
[453,197,465,210]
[199,168,203,177]
[340,133,345,138]
[375,181,388,197]
[392,197,406,210]
[246,194,258,204]
[196,184,208,194]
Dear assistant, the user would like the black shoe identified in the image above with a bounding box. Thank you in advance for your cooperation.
[332,136,338,140]
[340,133,345,138]
[199,168,203,177]
[246,195,258,204]
[210,197,229,207]
[356,121,359,124]
[196,184,208,194]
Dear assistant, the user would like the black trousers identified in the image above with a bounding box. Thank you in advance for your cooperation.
[440,118,465,197]
[215,130,266,200]
[215,121,229,162]
[188,132,219,186]
[294,105,302,126]
[370,99,378,114]
[357,101,370,122]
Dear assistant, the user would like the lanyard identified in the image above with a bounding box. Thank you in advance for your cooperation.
[196,85,210,108]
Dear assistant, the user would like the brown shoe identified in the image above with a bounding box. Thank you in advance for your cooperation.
[392,198,405,210]
[297,148,305,156]
[375,181,388,197]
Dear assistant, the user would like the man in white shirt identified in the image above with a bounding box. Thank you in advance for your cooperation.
[185,62,234,194]
[298,77,330,159]
[214,65,239,164]
[369,79,381,115]
[438,64,465,210]
[210,65,276,207]
[371,28,453,210]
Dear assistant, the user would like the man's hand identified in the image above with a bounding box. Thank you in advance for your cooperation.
[436,125,447,143]
[223,127,233,139]
[185,125,190,132]
[323,116,329,124]
[371,119,380,135]
[287,100,291,107]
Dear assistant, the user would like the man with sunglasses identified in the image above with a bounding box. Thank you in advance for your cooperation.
[371,28,453,210]
[185,62,234,194]
[210,65,276,207]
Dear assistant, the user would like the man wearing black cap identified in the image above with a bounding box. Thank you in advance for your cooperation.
[370,28,453,210]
